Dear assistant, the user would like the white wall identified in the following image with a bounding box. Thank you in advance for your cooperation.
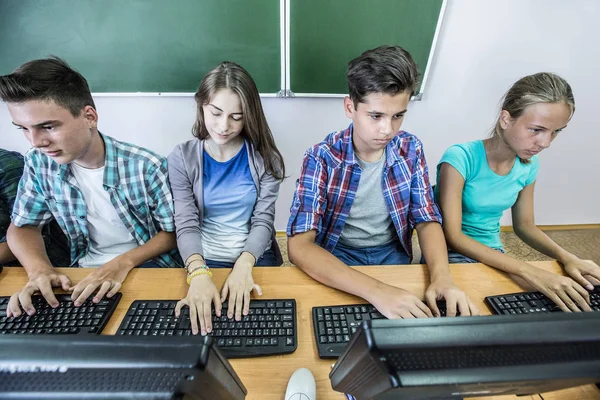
[1,0,599,230]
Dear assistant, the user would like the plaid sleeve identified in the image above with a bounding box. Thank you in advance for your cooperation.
[287,151,328,236]
[145,156,176,233]
[409,141,442,226]
[11,154,54,228]
[0,151,24,242]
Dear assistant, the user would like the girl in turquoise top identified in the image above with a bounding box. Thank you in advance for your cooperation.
[437,72,600,312]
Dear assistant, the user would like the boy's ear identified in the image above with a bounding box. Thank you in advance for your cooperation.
[82,105,98,128]
[343,96,356,119]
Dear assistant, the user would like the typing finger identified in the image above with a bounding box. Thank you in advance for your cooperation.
[252,284,263,297]
[18,286,39,315]
[567,287,591,312]
[220,284,229,304]
[456,295,470,317]
[7,293,22,317]
[189,302,199,335]
[213,291,222,318]
[74,283,100,306]
[424,291,440,317]
[444,296,458,317]
[397,308,415,319]
[243,290,250,317]
[227,289,235,319]
[547,291,572,312]
[234,289,244,321]
[569,270,595,291]
[415,300,433,318]
[410,303,430,318]
[36,279,59,309]
[468,299,480,316]
[175,299,188,317]
[203,300,213,334]
[93,281,112,303]
[106,282,121,299]
[57,274,72,291]
[571,282,591,304]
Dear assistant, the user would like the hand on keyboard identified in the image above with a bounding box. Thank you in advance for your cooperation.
[6,267,72,317]
[69,255,131,306]
[425,277,479,317]
[519,265,592,312]
[220,254,263,321]
[176,274,222,335]
[562,258,600,290]
[369,283,432,319]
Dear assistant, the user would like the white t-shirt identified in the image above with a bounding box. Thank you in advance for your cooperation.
[70,163,138,268]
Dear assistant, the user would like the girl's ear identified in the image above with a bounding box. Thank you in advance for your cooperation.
[499,110,512,130]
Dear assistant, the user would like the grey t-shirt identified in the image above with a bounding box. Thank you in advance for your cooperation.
[338,152,396,247]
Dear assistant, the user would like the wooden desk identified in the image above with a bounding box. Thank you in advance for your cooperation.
[1,262,598,400]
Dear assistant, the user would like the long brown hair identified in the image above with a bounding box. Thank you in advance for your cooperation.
[192,62,285,180]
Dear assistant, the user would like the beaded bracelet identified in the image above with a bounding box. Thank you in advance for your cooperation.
[187,263,209,274]
[186,268,213,285]
[185,255,205,270]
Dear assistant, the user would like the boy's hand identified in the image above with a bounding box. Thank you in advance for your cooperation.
[562,258,600,289]
[70,255,132,305]
[6,267,71,317]
[370,284,432,319]
[425,277,479,317]
[220,253,262,321]
[519,264,591,312]
[176,274,222,335]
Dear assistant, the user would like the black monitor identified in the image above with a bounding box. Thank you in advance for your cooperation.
[0,335,247,400]
[330,312,600,400]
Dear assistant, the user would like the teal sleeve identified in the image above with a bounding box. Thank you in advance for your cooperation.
[525,156,540,186]
[438,145,471,180]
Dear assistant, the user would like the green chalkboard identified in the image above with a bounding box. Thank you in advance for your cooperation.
[0,0,281,93]
[289,0,444,95]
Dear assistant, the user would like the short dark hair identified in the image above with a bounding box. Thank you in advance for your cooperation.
[0,56,95,116]
[347,45,419,108]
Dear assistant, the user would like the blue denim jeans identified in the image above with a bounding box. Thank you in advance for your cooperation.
[205,248,279,268]
[331,241,410,266]
[446,248,505,264]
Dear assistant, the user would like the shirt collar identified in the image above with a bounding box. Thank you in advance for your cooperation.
[57,132,119,188]
[342,123,402,167]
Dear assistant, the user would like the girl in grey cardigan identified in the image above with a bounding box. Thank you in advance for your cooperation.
[168,62,285,336]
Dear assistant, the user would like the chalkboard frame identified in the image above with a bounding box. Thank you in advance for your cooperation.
[284,0,447,100]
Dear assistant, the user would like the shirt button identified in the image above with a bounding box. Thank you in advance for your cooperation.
[78,215,85,220]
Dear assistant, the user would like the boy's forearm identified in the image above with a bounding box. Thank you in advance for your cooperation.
[416,222,452,282]
[0,242,16,264]
[119,231,177,269]
[6,223,53,276]
[288,237,385,302]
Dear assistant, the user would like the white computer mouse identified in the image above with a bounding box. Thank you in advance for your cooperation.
[285,367,316,400]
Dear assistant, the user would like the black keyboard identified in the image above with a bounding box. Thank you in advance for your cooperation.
[313,301,454,358]
[485,286,600,315]
[0,293,121,335]
[116,299,297,358]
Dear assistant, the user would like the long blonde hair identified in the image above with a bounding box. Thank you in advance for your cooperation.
[492,72,575,163]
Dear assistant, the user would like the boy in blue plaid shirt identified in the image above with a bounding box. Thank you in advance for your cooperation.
[0,57,181,317]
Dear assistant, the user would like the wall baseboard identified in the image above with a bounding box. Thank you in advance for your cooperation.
[276,224,600,237]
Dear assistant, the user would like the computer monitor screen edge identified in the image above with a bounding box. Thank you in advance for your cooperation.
[330,313,600,400]
[0,335,247,400]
